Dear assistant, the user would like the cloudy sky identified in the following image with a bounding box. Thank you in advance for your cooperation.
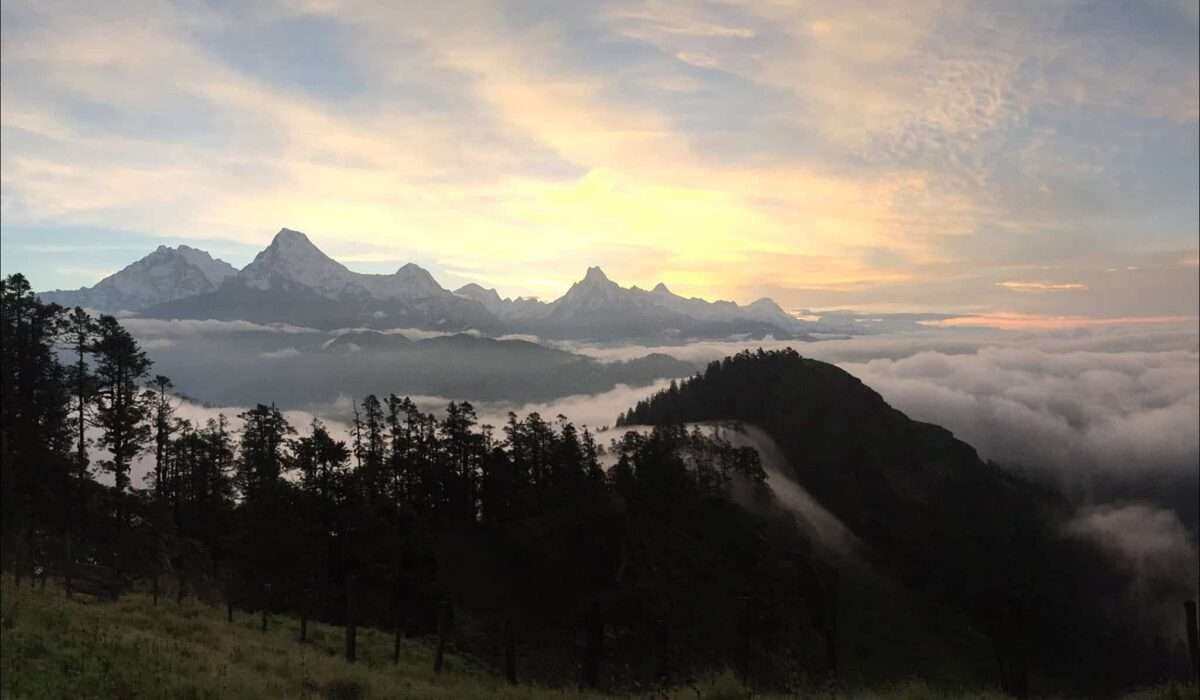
[2,0,1197,320]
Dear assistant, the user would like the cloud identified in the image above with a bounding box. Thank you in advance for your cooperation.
[122,318,321,338]
[95,394,352,490]
[1066,503,1199,638]
[259,346,301,359]
[997,281,1087,292]
[595,422,863,559]
[840,344,1199,480]
[301,380,676,435]
[324,327,482,341]
[3,1,1194,317]
[494,333,542,344]
[931,313,1198,330]
[531,325,1199,486]
[474,380,675,431]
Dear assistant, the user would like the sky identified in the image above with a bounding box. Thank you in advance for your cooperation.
[2,0,1198,320]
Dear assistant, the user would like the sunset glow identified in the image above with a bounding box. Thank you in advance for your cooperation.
[2,1,1197,319]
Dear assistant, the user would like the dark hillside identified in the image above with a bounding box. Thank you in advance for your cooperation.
[619,349,1186,695]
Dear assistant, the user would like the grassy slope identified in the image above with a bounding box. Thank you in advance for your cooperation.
[1,579,1194,700]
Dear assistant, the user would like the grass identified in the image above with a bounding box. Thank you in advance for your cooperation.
[0,578,1194,699]
[0,578,592,700]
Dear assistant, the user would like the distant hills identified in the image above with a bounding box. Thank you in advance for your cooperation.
[39,228,818,341]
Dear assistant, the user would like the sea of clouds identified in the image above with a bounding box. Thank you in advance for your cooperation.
[122,321,1198,491]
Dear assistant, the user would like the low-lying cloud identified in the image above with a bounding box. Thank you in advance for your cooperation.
[1066,503,1199,638]
[842,345,1198,479]
[324,327,483,341]
[122,318,321,337]
[538,325,1199,488]
[259,347,301,360]
[305,379,677,434]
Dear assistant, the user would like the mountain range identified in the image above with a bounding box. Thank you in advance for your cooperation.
[39,228,815,341]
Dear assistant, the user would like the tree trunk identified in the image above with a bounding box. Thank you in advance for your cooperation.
[152,574,159,606]
[392,580,403,664]
[504,617,517,685]
[260,581,271,632]
[64,535,73,599]
[433,599,452,673]
[14,533,24,588]
[655,618,670,684]
[1185,600,1199,682]
[345,575,357,663]
[581,611,603,689]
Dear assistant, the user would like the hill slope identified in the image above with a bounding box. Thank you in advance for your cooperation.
[618,349,1189,695]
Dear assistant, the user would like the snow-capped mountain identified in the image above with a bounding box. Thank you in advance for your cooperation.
[39,227,812,339]
[239,228,360,298]
[39,245,237,312]
[239,229,451,302]
[454,283,550,321]
[457,266,809,339]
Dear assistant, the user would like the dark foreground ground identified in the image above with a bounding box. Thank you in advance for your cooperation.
[1,579,1194,700]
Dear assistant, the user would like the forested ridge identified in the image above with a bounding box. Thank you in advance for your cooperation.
[620,349,1198,694]
[3,273,1195,697]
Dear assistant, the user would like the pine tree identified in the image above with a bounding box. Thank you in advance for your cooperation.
[91,315,153,498]
[235,403,294,499]
[149,375,175,498]
[0,274,72,580]
[63,307,96,480]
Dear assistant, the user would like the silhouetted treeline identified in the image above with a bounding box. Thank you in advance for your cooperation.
[0,274,833,691]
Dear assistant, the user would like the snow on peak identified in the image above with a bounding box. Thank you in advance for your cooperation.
[240,228,354,296]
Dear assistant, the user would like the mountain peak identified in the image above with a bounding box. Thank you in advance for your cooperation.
[395,262,430,276]
[748,297,784,311]
[258,228,334,260]
[583,266,610,284]
[240,228,353,296]
[385,262,444,297]
[454,282,505,310]
[652,282,671,294]
[37,242,237,311]
[269,227,318,249]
